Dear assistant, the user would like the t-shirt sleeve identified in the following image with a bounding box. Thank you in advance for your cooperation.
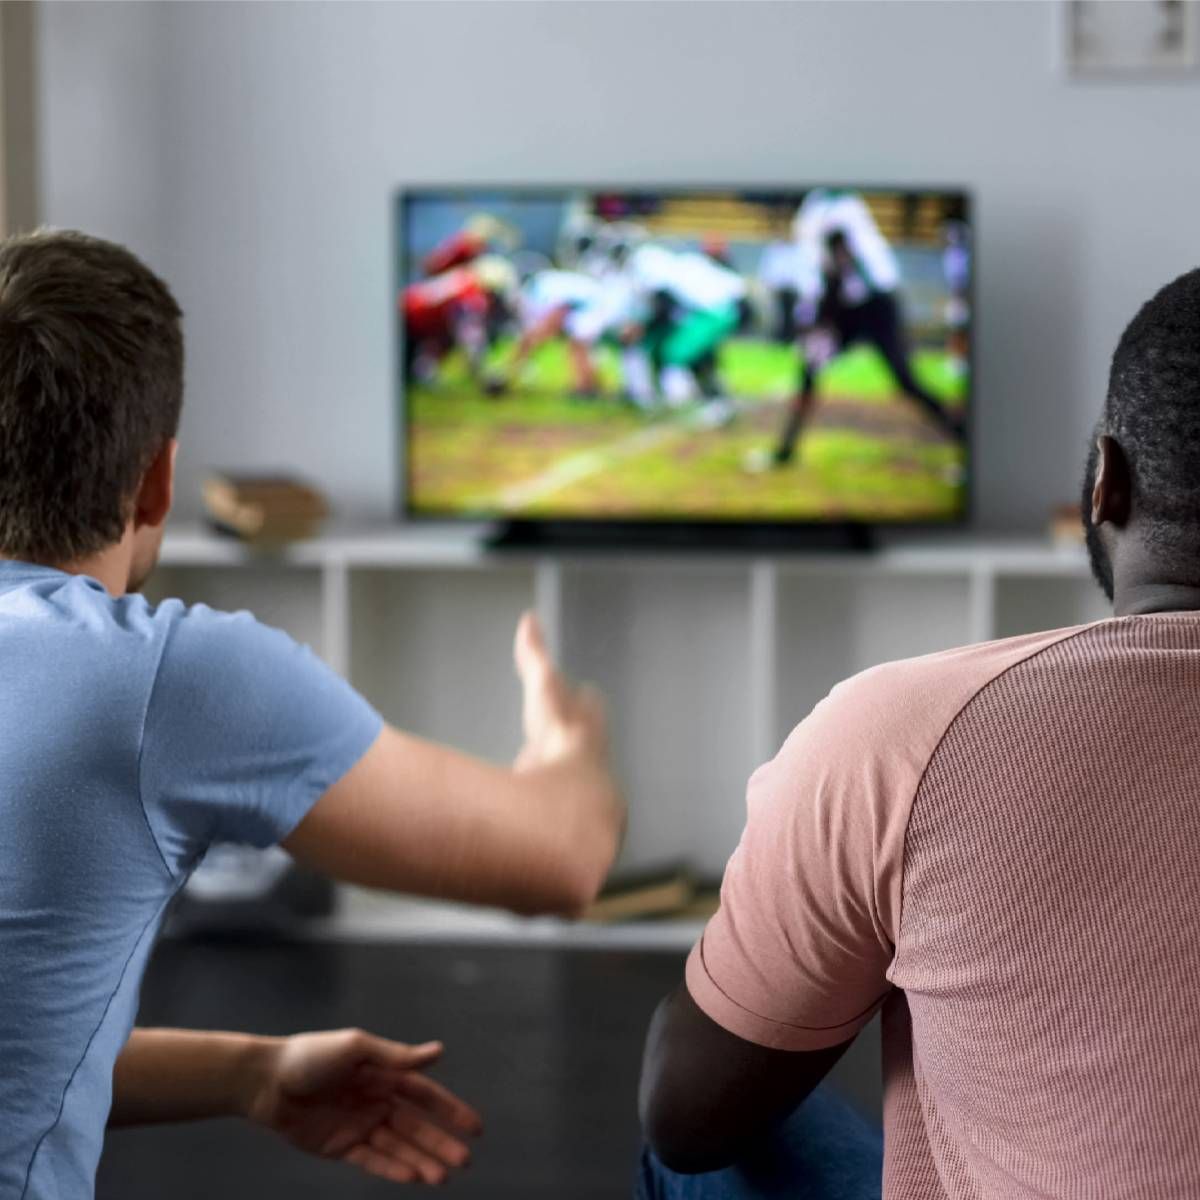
[139,603,383,874]
[685,668,914,1052]
[685,626,1096,1052]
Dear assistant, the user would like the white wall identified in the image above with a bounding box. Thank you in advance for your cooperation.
[35,0,1200,531]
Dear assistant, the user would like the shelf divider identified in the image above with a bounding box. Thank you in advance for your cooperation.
[320,556,350,676]
[749,558,779,766]
[534,558,564,663]
[968,564,997,645]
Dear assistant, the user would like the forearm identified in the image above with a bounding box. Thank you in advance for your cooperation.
[640,987,852,1173]
[378,742,623,913]
[284,614,624,916]
[109,1028,278,1128]
[285,728,624,916]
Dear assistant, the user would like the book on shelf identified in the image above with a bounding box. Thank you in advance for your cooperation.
[582,865,718,924]
[202,472,329,544]
[671,888,721,921]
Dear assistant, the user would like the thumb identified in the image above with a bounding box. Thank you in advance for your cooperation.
[514,611,552,683]
[361,1037,444,1073]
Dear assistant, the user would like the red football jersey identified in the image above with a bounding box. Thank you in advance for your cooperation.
[421,231,488,277]
[403,268,487,339]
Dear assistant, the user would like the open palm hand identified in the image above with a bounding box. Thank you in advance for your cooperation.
[247,1029,482,1185]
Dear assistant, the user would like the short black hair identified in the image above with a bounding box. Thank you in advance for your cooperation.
[0,229,183,563]
[1106,267,1200,553]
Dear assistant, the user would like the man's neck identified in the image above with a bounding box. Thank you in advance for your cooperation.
[64,549,132,597]
[0,539,133,599]
[1107,536,1200,617]
[1113,580,1200,617]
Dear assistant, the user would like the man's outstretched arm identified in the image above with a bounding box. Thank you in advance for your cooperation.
[110,1027,482,1185]
[639,985,851,1174]
[283,613,625,916]
[106,618,615,1173]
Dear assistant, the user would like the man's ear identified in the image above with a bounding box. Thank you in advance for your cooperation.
[134,439,178,530]
[1091,434,1132,528]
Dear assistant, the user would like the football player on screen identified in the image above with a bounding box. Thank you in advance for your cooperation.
[757,205,804,344]
[619,243,747,427]
[483,268,605,398]
[419,212,519,277]
[942,218,971,381]
[757,189,963,470]
[401,256,517,384]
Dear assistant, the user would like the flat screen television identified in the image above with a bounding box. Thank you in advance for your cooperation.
[397,186,971,546]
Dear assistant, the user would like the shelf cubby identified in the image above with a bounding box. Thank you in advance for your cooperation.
[153,525,1100,947]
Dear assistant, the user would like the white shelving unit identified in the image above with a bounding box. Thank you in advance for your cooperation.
[150,524,1105,950]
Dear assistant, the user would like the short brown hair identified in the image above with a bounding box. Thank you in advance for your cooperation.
[0,229,183,563]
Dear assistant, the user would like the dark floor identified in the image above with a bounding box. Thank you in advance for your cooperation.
[97,937,880,1200]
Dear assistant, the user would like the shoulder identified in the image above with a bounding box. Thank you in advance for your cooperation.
[145,599,316,702]
[761,624,1095,939]
[150,597,296,653]
[21,574,185,663]
[802,624,1096,762]
[36,575,270,652]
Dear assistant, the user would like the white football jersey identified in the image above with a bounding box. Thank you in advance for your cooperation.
[758,240,805,291]
[563,274,638,344]
[793,189,900,304]
[629,245,747,311]
[519,270,601,327]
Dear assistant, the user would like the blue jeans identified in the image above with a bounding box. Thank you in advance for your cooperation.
[636,1086,882,1200]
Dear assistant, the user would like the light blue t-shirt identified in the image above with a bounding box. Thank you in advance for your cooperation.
[0,561,382,1199]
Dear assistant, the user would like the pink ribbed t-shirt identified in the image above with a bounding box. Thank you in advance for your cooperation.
[687,615,1200,1198]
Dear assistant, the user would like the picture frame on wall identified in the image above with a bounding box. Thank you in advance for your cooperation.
[1063,0,1198,76]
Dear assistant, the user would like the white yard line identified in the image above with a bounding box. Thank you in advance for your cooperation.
[477,395,770,514]
[488,419,688,512]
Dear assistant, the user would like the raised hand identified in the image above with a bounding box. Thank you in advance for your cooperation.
[513,611,607,771]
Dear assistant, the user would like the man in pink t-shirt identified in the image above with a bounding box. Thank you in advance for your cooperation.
[639,269,1200,1200]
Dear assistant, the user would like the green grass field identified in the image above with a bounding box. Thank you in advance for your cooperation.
[407,337,967,521]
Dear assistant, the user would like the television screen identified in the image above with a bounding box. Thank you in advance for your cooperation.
[399,187,970,528]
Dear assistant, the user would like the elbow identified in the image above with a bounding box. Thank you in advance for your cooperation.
[511,823,619,917]
[641,1102,733,1175]
[646,1142,727,1177]
[559,860,608,918]
[643,1125,705,1176]
[543,825,623,918]
[511,853,610,918]
[507,775,624,917]
[637,990,739,1175]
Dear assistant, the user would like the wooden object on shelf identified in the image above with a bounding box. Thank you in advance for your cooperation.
[202,472,329,544]
[1049,504,1084,547]
[582,865,695,924]
[670,888,721,921]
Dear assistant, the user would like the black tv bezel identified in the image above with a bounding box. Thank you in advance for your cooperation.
[395,184,974,549]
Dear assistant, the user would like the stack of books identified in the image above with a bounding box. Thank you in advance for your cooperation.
[202,473,329,544]
[582,865,720,924]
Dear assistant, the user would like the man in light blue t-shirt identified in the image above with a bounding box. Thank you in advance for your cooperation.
[0,230,625,1198]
